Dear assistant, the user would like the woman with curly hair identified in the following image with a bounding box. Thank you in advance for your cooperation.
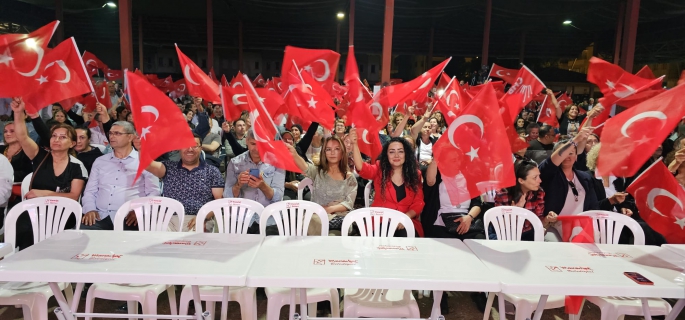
[349,129,425,237]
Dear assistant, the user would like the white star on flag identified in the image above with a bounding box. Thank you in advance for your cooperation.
[36,75,48,84]
[675,217,685,230]
[466,146,480,161]
[635,135,652,145]
[140,126,152,140]
[307,97,318,108]
[606,80,615,89]
[303,65,313,73]
[0,48,13,66]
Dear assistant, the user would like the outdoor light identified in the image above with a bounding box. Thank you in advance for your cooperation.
[337,12,345,20]
[25,38,37,49]
[563,20,573,25]
[103,2,117,8]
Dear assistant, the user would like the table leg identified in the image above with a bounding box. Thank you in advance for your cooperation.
[220,286,229,320]
[191,285,206,320]
[299,288,308,320]
[531,294,548,320]
[665,299,685,320]
[71,282,85,312]
[48,282,76,320]
[289,288,297,320]
[641,298,653,320]
[430,290,443,320]
[497,293,505,320]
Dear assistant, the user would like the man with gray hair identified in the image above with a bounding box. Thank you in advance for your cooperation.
[81,120,161,230]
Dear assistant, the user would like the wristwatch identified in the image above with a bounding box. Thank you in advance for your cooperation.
[570,141,578,148]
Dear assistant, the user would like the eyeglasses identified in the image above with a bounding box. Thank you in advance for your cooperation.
[188,145,201,150]
[109,131,131,136]
[568,180,579,202]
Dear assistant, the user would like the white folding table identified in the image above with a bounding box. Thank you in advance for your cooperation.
[465,239,685,320]
[247,236,500,320]
[0,230,264,320]
[0,243,12,258]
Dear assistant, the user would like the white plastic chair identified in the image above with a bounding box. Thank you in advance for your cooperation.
[178,198,265,320]
[0,174,11,237]
[340,208,419,318]
[297,177,313,200]
[482,206,567,320]
[260,200,339,320]
[1,197,81,320]
[90,144,106,153]
[84,197,183,320]
[576,211,671,320]
[20,172,32,200]
[363,181,373,208]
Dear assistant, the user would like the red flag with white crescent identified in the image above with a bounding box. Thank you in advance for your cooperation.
[126,70,197,182]
[536,95,559,128]
[104,68,123,81]
[175,44,220,103]
[488,63,519,85]
[82,51,107,76]
[281,46,340,94]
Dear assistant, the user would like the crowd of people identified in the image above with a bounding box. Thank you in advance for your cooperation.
[0,74,679,314]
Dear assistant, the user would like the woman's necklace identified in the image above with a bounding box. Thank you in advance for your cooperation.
[3,146,20,159]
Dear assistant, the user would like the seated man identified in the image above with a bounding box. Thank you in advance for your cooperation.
[139,133,224,231]
[81,121,160,230]
[225,129,285,233]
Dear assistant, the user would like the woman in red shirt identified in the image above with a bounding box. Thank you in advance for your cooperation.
[349,129,425,237]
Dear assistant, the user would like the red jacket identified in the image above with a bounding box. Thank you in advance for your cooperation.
[359,161,425,237]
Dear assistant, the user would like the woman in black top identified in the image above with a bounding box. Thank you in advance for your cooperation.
[11,98,87,249]
[75,127,104,174]
[547,88,586,137]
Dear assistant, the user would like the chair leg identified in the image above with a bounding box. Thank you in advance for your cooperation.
[513,302,534,320]
[483,292,495,320]
[64,283,74,306]
[142,296,157,320]
[265,298,282,320]
[30,298,49,320]
[22,305,33,320]
[330,289,340,318]
[307,302,317,318]
[84,286,97,320]
[238,289,258,320]
[179,287,192,319]
[207,301,216,320]
[167,286,178,316]
[127,300,139,320]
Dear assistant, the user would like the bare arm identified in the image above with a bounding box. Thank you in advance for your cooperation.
[286,144,309,173]
[349,128,365,172]
[575,104,604,154]
[202,141,221,153]
[390,114,409,138]
[133,137,167,178]
[426,160,438,187]
[10,98,39,160]
[410,108,433,141]
[546,89,562,120]
[551,127,591,166]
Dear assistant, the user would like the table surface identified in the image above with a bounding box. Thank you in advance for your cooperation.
[246,236,501,292]
[662,244,685,259]
[465,239,685,298]
[0,230,264,286]
[0,243,11,258]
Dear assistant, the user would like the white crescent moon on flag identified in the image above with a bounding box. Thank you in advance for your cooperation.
[232,81,243,88]
[44,60,70,83]
[184,65,201,85]
[17,46,45,77]
[86,59,96,67]
[369,102,383,121]
[495,70,507,77]
[546,108,552,117]
[620,111,666,138]
[311,59,330,82]
[647,188,683,218]
[100,87,106,99]
[569,226,585,242]
[232,94,247,105]
[178,84,186,92]
[446,90,459,107]
[141,105,160,122]
[447,115,484,149]
[355,89,364,103]
[418,74,433,90]
[107,72,115,78]
[362,129,371,144]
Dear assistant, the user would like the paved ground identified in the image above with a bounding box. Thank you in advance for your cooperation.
[1,288,683,319]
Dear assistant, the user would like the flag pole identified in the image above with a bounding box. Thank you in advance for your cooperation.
[439,76,457,98]
[486,63,495,82]
[536,95,547,123]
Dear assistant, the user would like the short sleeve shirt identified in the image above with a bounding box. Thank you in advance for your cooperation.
[202,133,222,157]
[31,148,88,193]
[161,159,224,215]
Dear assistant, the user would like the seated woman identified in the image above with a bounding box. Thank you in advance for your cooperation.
[75,126,104,174]
[288,136,358,235]
[10,98,88,249]
[493,160,556,241]
[350,130,425,237]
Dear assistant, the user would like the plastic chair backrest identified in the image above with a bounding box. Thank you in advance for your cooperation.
[113,196,184,231]
[4,197,83,252]
[297,177,313,200]
[90,144,106,153]
[484,206,544,242]
[341,207,415,238]
[577,210,645,245]
[21,172,32,200]
[364,181,373,208]
[260,200,329,236]
[197,198,264,234]
[0,174,12,236]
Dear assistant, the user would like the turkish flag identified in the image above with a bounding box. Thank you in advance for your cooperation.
[221,74,229,87]
[240,73,302,173]
[82,51,107,76]
[330,81,348,101]
[556,93,572,113]
[557,215,595,314]
[435,76,469,126]
[175,44,220,103]
[208,67,219,85]
[635,65,657,80]
[220,82,248,122]
[169,79,187,100]
[256,88,288,124]
[21,37,94,114]
[281,46,340,93]
[433,82,516,205]
[488,63,519,85]
[152,76,173,92]
[500,65,545,121]
[537,95,559,127]
[282,64,336,130]
[376,58,451,110]
[597,83,685,177]
[627,160,685,244]
[437,72,452,92]
[270,76,283,94]
[58,94,84,112]
[81,93,98,113]
[126,70,197,182]
[465,81,506,100]
[252,74,266,88]
[104,68,123,81]
[0,21,60,98]
[94,80,112,109]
